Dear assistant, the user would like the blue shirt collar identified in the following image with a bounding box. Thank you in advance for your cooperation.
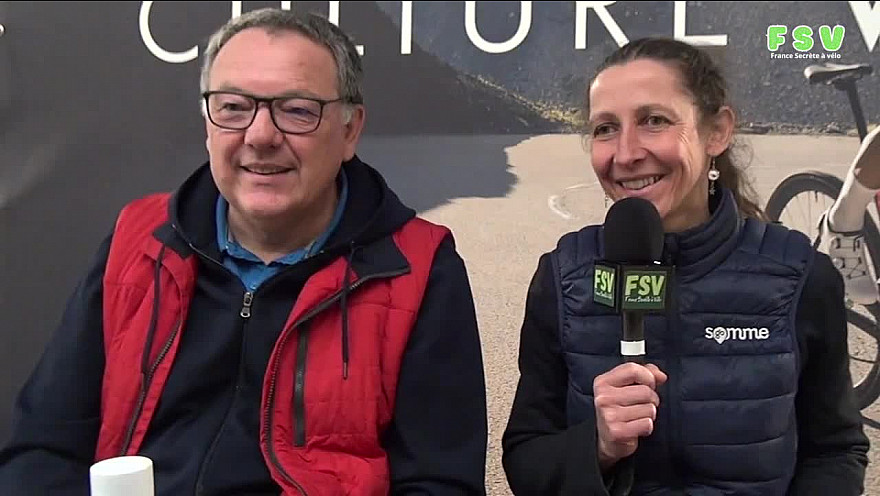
[215,168,349,265]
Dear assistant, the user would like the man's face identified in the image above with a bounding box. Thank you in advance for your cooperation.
[204,28,364,223]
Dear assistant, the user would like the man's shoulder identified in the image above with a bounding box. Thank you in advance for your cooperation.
[116,192,173,227]
[395,216,467,277]
[104,192,180,278]
[395,216,454,247]
[106,192,175,249]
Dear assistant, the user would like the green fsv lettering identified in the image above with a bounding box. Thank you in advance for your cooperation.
[625,275,665,296]
[766,25,787,51]
[819,25,845,51]
[595,270,614,293]
[792,25,814,52]
[766,24,845,52]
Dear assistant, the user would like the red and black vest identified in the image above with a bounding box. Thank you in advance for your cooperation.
[94,192,451,495]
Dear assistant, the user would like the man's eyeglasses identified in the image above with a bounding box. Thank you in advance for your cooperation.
[202,91,346,135]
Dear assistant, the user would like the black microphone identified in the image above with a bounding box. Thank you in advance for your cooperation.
[593,197,670,364]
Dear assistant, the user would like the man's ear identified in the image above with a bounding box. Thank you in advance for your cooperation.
[342,105,365,161]
[705,105,736,157]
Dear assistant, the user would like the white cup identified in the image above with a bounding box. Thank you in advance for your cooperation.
[89,455,155,496]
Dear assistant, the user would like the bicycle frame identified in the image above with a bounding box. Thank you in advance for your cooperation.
[837,78,870,142]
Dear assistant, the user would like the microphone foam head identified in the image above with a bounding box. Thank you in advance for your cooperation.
[603,197,664,264]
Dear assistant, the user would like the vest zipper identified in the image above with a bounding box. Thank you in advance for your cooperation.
[668,290,685,486]
[119,318,182,456]
[263,267,408,494]
[240,291,254,318]
[194,294,253,495]
[663,248,685,489]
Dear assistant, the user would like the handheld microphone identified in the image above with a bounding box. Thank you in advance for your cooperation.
[593,197,670,364]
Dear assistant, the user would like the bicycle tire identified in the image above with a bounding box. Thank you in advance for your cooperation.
[766,171,880,410]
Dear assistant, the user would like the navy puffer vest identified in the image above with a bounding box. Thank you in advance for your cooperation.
[553,188,814,495]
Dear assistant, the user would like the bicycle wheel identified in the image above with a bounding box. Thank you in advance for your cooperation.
[765,171,880,410]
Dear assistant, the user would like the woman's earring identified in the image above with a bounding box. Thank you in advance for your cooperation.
[604,194,610,209]
[708,157,720,195]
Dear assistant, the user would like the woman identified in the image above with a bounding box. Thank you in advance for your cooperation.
[502,37,870,495]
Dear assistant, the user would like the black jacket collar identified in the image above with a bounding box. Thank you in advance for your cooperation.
[662,185,744,281]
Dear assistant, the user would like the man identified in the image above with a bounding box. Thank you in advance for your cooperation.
[0,8,488,495]
[818,124,880,305]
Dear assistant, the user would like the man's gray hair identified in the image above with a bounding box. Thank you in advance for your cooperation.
[200,8,364,107]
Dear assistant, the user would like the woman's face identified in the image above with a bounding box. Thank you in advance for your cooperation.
[587,58,732,232]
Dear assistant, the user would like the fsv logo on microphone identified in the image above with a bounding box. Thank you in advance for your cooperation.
[624,272,665,301]
[593,265,616,307]
[594,263,670,312]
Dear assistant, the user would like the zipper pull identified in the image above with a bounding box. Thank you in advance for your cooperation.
[240,291,254,318]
